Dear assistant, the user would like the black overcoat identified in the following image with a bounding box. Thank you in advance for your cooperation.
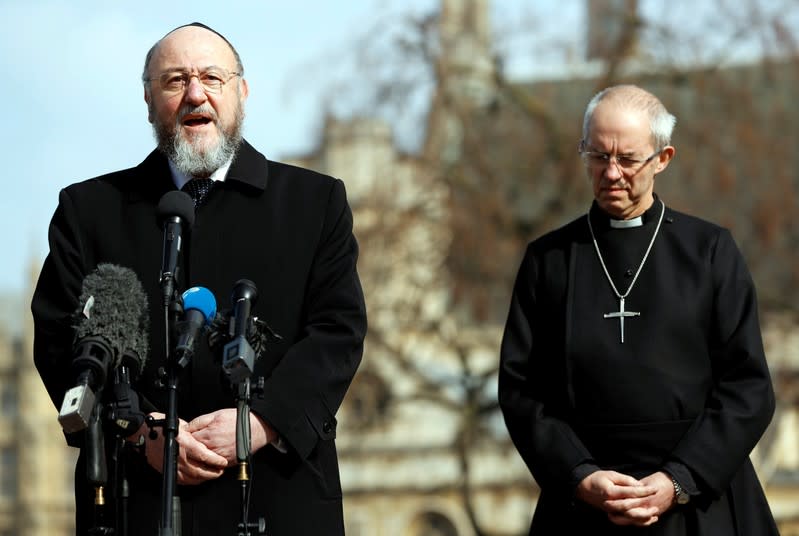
[499,201,778,535]
[31,140,367,535]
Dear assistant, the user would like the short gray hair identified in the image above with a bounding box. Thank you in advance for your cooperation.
[582,85,676,150]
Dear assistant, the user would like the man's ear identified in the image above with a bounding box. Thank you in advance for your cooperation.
[654,146,675,174]
[144,88,154,124]
[240,77,249,103]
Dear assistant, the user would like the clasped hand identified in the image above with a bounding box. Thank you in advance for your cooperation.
[576,470,675,526]
[135,409,275,485]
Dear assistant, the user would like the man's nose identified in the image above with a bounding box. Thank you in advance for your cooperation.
[184,77,208,105]
[604,159,624,180]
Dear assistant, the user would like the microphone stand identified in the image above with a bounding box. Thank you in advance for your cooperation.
[154,191,194,536]
[86,396,113,535]
[152,296,187,536]
[105,362,146,536]
[231,364,266,536]
[219,284,267,535]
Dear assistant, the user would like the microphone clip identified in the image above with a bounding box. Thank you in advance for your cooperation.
[104,381,146,437]
[209,313,282,384]
[222,334,256,383]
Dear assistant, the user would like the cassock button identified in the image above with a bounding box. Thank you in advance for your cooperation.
[624,269,634,277]
[323,421,333,434]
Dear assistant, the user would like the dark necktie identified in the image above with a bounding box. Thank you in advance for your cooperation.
[181,178,215,207]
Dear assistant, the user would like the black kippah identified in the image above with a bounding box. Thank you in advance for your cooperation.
[164,22,234,48]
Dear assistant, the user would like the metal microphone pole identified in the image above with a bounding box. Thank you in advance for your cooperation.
[229,334,259,536]
[154,189,195,536]
[221,280,267,535]
[159,357,183,536]
[86,397,113,535]
[155,269,183,536]
[109,365,139,536]
[233,377,266,536]
[156,286,216,536]
[157,293,183,536]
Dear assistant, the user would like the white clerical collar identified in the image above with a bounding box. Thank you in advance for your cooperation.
[168,157,234,190]
[609,216,643,229]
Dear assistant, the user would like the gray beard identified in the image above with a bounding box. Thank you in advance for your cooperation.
[153,105,244,178]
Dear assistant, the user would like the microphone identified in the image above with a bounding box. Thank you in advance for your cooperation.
[110,292,151,438]
[58,264,149,434]
[222,279,258,383]
[173,286,217,368]
[157,191,195,307]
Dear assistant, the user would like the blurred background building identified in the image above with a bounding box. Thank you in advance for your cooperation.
[2,0,797,534]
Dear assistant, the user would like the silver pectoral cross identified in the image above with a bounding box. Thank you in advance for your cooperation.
[603,296,640,343]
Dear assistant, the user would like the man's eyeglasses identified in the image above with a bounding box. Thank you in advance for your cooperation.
[146,68,242,95]
[579,142,662,171]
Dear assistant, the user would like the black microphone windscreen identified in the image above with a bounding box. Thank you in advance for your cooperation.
[232,279,258,303]
[73,264,149,373]
[157,190,196,227]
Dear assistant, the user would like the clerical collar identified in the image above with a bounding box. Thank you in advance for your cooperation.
[168,157,234,190]
[610,216,642,229]
[591,196,662,230]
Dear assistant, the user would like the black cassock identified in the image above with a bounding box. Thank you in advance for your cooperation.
[499,199,778,535]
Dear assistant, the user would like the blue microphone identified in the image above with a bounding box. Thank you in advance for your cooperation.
[174,286,216,366]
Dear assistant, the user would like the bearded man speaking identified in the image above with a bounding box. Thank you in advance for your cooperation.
[31,23,366,536]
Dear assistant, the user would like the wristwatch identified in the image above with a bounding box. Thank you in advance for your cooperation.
[132,433,146,455]
[671,475,690,505]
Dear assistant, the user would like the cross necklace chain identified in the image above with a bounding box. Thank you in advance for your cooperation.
[586,199,665,343]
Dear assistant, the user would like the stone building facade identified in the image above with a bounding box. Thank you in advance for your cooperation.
[0,262,76,536]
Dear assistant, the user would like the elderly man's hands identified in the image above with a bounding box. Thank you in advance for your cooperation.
[577,470,675,526]
[188,408,277,464]
[136,412,228,486]
[134,409,277,485]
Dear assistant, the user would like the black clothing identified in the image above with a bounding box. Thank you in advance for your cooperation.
[499,200,777,534]
[32,140,367,535]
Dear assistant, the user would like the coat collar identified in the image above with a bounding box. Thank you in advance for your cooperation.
[225,138,269,191]
[131,138,269,203]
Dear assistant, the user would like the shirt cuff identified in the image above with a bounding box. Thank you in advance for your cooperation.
[271,435,288,454]
[663,460,699,496]
[571,462,602,496]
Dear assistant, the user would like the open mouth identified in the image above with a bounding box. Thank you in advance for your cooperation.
[181,114,213,127]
